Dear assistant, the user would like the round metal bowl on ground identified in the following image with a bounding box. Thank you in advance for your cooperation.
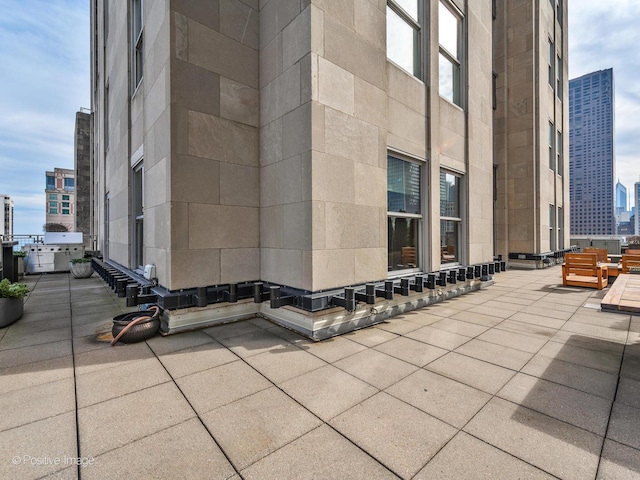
[112,310,160,344]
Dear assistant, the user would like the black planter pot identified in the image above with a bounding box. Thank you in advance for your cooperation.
[0,298,23,328]
[112,309,160,344]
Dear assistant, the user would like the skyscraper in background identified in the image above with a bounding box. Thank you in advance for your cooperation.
[1,194,13,238]
[635,182,640,236]
[616,180,627,215]
[569,68,615,235]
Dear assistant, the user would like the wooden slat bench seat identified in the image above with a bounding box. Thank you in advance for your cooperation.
[562,253,608,290]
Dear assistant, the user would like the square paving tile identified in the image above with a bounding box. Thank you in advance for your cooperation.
[279,364,377,421]
[464,397,603,480]
[202,387,321,470]
[615,377,640,409]
[241,425,396,480]
[76,357,171,408]
[330,392,456,479]
[373,336,448,367]
[78,382,195,457]
[244,344,326,384]
[429,318,489,337]
[217,329,294,358]
[299,335,367,363]
[0,327,71,351]
[158,341,238,379]
[561,321,628,343]
[498,373,611,435]
[521,354,618,400]
[509,312,566,330]
[449,309,504,327]
[597,439,640,480]
[374,318,423,335]
[344,326,398,347]
[607,402,640,450]
[414,431,555,479]
[334,349,418,390]
[176,360,272,415]
[82,418,236,480]
[386,369,490,428]
[145,329,216,356]
[0,354,73,394]
[0,377,75,432]
[426,352,516,394]
[454,338,533,371]
[203,320,264,340]
[537,339,621,374]
[476,328,548,354]
[405,326,472,350]
[0,412,77,480]
[74,341,155,375]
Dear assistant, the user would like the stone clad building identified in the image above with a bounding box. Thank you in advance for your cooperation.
[89,0,568,338]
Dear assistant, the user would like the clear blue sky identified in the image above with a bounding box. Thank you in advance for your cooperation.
[0,1,639,234]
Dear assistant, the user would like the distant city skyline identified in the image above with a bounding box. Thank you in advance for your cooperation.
[0,1,639,234]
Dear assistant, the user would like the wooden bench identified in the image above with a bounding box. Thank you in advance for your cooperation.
[583,247,610,263]
[621,254,640,274]
[562,253,608,290]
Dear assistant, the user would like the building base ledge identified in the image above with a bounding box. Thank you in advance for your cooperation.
[160,278,492,341]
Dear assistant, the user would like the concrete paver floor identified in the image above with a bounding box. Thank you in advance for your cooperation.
[1,266,640,479]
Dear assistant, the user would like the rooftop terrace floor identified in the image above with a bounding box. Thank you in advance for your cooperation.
[1,266,640,479]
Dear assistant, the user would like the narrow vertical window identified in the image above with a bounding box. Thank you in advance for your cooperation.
[104,83,109,153]
[548,39,554,88]
[439,2,462,106]
[556,131,563,176]
[558,206,564,249]
[556,54,563,98]
[132,162,144,268]
[550,205,556,250]
[132,0,143,90]
[388,155,422,271]
[440,171,462,264]
[549,121,555,171]
[386,0,421,78]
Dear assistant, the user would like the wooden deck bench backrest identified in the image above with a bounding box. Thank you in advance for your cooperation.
[562,253,608,289]
[583,248,610,263]
[621,254,640,273]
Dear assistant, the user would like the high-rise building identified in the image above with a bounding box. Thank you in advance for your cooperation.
[89,0,567,337]
[616,180,627,215]
[1,194,13,238]
[493,0,569,256]
[74,110,93,247]
[569,68,615,235]
[635,182,640,236]
[45,168,76,232]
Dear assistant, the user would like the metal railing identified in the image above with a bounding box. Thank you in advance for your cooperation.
[0,234,98,252]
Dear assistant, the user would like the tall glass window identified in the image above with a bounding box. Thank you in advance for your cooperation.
[388,155,422,271]
[64,178,75,192]
[549,121,555,170]
[550,205,556,250]
[558,206,564,249]
[132,0,144,90]
[548,39,555,87]
[439,1,462,106]
[386,0,421,78]
[440,171,461,264]
[132,162,144,268]
[556,54,563,98]
[557,131,563,176]
[46,175,55,190]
